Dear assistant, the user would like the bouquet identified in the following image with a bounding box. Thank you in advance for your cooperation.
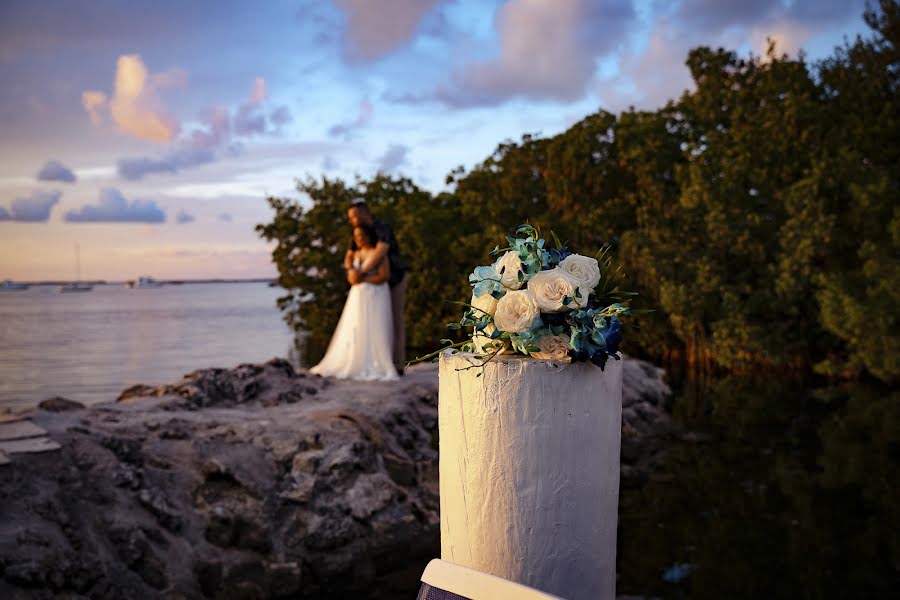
[423,224,635,371]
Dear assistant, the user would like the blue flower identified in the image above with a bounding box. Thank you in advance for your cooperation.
[469,265,503,298]
[545,246,573,268]
[564,304,626,369]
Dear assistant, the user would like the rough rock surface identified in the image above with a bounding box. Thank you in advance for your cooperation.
[0,356,671,599]
[37,397,86,413]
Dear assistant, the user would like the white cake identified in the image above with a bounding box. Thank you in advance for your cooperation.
[438,351,623,600]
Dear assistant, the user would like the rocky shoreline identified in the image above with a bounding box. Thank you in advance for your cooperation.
[0,356,673,599]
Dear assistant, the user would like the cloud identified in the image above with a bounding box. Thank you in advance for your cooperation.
[187,106,232,150]
[36,159,76,183]
[335,0,446,61]
[596,0,864,112]
[376,144,409,172]
[234,77,267,136]
[433,0,636,107]
[82,54,180,143]
[218,212,233,222]
[270,105,293,127]
[175,209,195,224]
[81,91,107,126]
[151,67,188,90]
[597,21,695,112]
[64,188,166,223]
[322,155,339,171]
[670,0,862,56]
[674,0,782,32]
[327,98,373,139]
[116,77,292,180]
[118,148,216,181]
[0,190,61,222]
[750,21,814,58]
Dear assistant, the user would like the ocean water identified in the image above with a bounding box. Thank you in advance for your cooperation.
[0,282,297,409]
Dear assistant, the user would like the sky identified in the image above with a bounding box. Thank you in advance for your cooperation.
[0,0,868,281]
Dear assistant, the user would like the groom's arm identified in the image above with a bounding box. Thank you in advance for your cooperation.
[358,241,389,273]
[344,249,362,285]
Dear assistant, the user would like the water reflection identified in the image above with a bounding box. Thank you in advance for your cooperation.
[617,376,900,598]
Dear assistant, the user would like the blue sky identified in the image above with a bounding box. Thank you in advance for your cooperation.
[0,0,867,280]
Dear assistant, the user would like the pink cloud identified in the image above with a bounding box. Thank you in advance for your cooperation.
[597,21,695,112]
[335,0,446,61]
[434,0,635,106]
[82,54,181,143]
[327,98,374,138]
[117,75,293,180]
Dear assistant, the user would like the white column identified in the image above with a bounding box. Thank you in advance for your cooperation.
[439,352,623,600]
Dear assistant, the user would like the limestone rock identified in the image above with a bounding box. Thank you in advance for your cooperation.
[37,397,85,412]
[0,355,671,598]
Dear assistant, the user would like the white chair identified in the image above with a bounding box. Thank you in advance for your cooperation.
[417,559,566,600]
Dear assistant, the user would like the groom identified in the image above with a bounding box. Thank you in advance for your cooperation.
[345,201,409,374]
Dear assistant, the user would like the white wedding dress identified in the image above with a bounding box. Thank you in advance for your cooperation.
[309,260,398,381]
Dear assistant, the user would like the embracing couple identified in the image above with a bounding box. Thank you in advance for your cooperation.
[310,201,408,381]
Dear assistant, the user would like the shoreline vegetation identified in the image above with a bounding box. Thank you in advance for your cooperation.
[258,1,898,386]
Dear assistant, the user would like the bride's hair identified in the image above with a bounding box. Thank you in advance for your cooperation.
[353,225,377,248]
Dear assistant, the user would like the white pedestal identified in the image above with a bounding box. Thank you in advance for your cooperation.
[438,352,623,600]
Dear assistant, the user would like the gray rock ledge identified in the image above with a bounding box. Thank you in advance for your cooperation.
[0,355,671,599]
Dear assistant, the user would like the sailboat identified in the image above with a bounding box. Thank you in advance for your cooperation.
[59,244,93,293]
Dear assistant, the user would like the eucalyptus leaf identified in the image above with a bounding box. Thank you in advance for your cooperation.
[550,229,563,250]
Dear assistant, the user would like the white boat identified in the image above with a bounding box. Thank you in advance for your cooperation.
[130,276,163,288]
[59,244,93,293]
[1,279,29,291]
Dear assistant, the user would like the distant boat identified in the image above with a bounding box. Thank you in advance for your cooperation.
[59,283,93,293]
[1,279,29,291]
[59,243,93,293]
[127,276,163,289]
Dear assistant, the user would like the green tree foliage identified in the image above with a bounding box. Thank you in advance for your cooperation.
[258,1,898,383]
[812,1,900,381]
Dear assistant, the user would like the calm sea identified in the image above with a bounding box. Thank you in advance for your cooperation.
[0,282,298,410]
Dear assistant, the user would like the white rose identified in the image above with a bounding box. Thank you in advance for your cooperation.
[470,292,498,317]
[494,251,524,290]
[472,323,509,355]
[530,333,572,362]
[493,289,540,333]
[527,268,588,313]
[558,254,601,293]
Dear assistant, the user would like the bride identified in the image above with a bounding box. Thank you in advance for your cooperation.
[310,226,399,381]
